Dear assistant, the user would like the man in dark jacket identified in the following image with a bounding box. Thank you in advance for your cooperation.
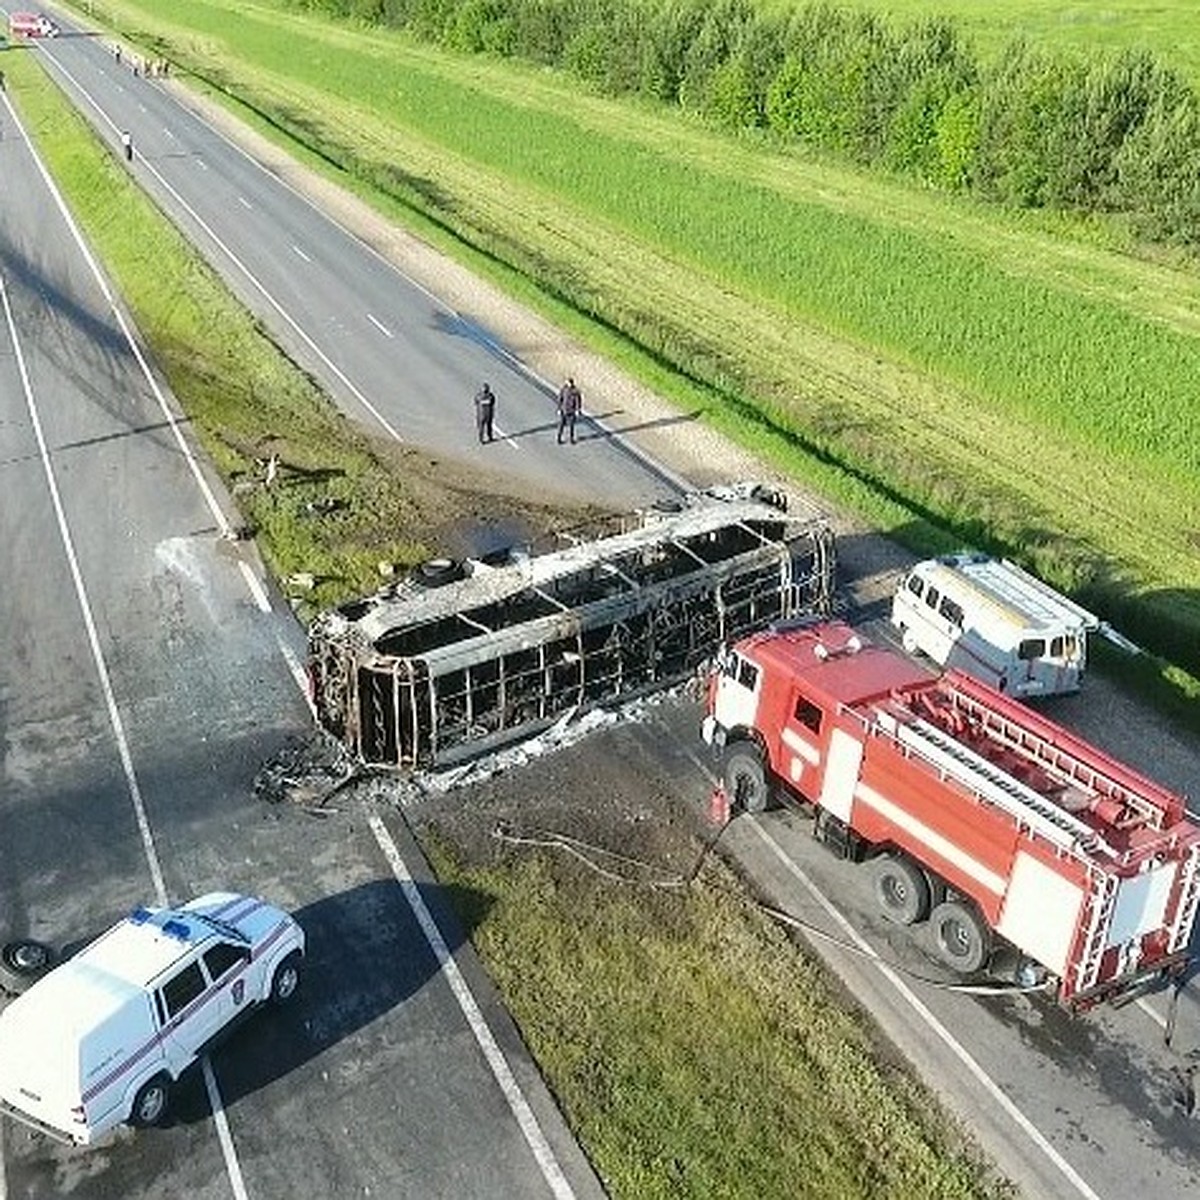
[474,382,496,443]
[556,377,582,444]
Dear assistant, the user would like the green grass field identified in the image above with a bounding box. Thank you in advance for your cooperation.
[839,0,1200,86]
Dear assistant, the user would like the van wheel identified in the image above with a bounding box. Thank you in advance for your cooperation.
[0,939,55,995]
[900,626,919,655]
[930,900,990,974]
[270,953,301,1004]
[722,744,770,814]
[870,856,930,926]
[130,1076,171,1128]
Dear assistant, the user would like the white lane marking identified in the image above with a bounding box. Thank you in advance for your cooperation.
[366,312,393,338]
[237,195,252,210]
[43,54,405,444]
[197,158,209,171]
[238,560,272,612]
[1135,996,1167,1030]
[164,127,176,139]
[368,814,577,1200]
[292,245,311,262]
[1,275,169,908]
[748,818,1102,1200]
[203,1058,250,1200]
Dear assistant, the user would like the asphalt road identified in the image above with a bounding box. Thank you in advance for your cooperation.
[5,12,1200,1200]
[29,20,684,512]
[0,40,603,1200]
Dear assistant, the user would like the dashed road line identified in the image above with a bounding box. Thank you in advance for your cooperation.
[366,312,393,338]
[292,245,311,262]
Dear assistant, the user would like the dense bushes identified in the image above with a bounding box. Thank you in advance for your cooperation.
[286,0,1200,245]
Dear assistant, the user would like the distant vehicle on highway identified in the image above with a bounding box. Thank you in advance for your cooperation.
[8,12,59,38]
[0,893,304,1145]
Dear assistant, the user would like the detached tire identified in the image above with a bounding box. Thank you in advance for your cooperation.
[410,558,466,588]
[130,1076,171,1129]
[930,900,989,974]
[270,953,301,1004]
[0,939,55,995]
[870,856,930,926]
[722,744,770,814]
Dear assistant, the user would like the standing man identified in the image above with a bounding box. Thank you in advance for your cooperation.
[121,130,133,162]
[474,382,496,444]
[556,377,582,445]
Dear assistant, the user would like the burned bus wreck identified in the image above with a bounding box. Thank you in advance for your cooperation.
[308,486,836,769]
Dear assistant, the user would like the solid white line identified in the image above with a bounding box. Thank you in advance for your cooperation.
[748,818,1102,1200]
[203,1059,250,1200]
[1,276,169,909]
[43,54,405,444]
[238,560,272,613]
[291,245,311,263]
[366,312,393,338]
[367,814,577,1200]
[1135,996,1166,1030]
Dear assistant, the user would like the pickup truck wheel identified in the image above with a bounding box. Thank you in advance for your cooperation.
[130,1076,170,1128]
[930,900,989,974]
[722,744,770,814]
[270,953,301,1004]
[0,939,55,995]
[871,856,930,926]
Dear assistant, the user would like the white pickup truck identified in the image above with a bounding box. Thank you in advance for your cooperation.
[0,893,304,1144]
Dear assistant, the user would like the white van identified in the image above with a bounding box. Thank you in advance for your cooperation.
[0,892,304,1145]
[890,553,1102,697]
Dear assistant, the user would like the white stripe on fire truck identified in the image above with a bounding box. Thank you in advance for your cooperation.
[781,727,820,764]
[854,783,1007,896]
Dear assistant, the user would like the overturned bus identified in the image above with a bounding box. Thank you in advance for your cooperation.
[308,485,836,769]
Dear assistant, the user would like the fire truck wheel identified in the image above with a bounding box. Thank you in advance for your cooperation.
[870,856,930,926]
[0,939,55,995]
[930,900,989,974]
[722,744,770,813]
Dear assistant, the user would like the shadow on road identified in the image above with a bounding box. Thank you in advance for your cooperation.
[163,877,493,1125]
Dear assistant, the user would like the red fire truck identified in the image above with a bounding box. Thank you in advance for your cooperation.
[702,619,1200,1007]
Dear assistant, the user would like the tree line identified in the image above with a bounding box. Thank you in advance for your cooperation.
[288,0,1200,246]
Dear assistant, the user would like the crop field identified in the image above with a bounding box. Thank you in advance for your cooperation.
[77,0,1200,676]
[838,0,1200,86]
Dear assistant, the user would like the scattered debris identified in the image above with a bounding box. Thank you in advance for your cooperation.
[253,733,362,809]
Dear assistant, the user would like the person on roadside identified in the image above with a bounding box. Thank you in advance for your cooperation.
[474,382,496,444]
[556,376,582,445]
[121,130,133,162]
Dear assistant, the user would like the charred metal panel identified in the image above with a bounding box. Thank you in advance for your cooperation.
[309,486,835,768]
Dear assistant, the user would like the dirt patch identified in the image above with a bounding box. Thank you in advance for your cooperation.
[368,436,618,560]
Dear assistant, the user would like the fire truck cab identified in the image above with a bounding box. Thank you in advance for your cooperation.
[702,619,1200,1007]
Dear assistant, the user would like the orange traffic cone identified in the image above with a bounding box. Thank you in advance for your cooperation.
[708,784,731,826]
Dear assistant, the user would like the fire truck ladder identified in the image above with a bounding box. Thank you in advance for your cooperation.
[1070,869,1120,996]
[894,719,1110,856]
[946,688,1165,835]
[1168,842,1200,955]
